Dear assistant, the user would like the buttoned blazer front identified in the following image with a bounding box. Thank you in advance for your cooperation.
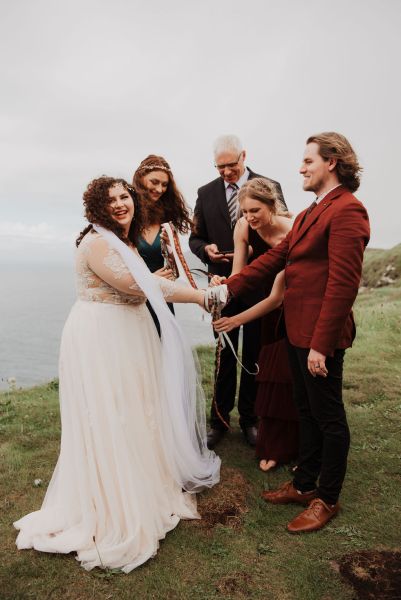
[227,186,370,356]
[189,168,284,277]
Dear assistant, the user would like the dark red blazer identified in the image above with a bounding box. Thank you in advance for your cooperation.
[227,186,370,356]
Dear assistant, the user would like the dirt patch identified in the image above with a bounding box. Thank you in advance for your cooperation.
[215,571,252,596]
[195,466,249,529]
[335,550,401,599]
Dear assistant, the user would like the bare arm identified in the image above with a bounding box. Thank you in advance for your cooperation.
[213,271,285,333]
[231,218,250,275]
[227,233,290,298]
[209,218,249,286]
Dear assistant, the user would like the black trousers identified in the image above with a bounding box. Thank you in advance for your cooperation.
[286,343,350,505]
[210,299,261,431]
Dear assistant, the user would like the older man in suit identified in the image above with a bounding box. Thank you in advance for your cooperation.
[218,132,370,532]
[189,135,285,449]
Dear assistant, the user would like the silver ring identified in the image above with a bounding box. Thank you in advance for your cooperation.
[315,364,320,368]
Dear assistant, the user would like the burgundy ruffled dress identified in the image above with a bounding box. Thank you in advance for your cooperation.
[248,227,299,465]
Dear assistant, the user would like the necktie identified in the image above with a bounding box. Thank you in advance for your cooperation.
[227,183,239,226]
[298,199,317,229]
[307,199,318,214]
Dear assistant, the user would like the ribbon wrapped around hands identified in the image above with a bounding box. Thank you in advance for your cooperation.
[204,284,258,377]
[203,285,229,315]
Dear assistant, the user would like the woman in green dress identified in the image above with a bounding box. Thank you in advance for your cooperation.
[132,155,192,320]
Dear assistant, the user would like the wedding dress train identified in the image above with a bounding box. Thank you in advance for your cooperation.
[14,230,220,572]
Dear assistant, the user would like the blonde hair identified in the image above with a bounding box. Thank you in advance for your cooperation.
[238,178,291,217]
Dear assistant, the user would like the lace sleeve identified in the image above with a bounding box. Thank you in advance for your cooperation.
[87,236,146,297]
[86,235,197,301]
[152,276,176,299]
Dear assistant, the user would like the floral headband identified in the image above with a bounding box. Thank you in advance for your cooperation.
[138,164,171,173]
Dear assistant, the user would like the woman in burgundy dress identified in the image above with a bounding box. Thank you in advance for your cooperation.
[212,178,299,471]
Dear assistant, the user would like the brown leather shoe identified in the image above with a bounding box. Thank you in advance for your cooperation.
[261,481,317,505]
[287,498,340,533]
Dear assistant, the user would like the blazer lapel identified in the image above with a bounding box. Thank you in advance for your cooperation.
[290,186,345,251]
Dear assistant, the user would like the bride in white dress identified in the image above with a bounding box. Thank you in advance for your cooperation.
[14,176,220,573]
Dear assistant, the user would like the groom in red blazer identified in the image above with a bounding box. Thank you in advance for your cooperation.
[225,132,370,532]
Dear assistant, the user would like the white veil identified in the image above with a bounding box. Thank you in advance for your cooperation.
[93,225,220,492]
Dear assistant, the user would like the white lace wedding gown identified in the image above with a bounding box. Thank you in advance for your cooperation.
[14,231,220,573]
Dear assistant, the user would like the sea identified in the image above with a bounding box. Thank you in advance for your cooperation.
[0,263,214,391]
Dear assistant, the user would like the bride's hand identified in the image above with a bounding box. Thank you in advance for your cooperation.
[197,290,206,308]
[213,316,241,333]
[154,266,174,280]
[210,275,226,287]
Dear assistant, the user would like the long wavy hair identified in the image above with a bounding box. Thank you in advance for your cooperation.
[75,176,144,247]
[307,132,362,193]
[238,177,291,218]
[132,155,192,234]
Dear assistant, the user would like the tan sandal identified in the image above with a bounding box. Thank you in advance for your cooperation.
[259,459,277,472]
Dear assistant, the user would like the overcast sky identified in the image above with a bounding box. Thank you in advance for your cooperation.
[1,0,400,263]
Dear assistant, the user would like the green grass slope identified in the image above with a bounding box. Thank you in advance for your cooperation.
[362,243,401,288]
[1,284,400,599]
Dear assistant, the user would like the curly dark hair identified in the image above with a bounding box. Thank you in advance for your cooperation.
[307,132,362,193]
[75,176,144,247]
[132,155,192,234]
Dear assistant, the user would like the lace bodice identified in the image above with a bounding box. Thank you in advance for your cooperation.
[76,231,176,305]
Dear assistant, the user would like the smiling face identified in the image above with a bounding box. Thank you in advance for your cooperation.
[107,183,134,234]
[240,196,272,230]
[215,150,246,184]
[141,170,169,202]
[300,142,335,196]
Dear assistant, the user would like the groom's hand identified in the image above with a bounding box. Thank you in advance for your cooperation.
[307,348,328,377]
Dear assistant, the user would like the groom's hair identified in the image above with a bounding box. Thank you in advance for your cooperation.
[307,132,362,193]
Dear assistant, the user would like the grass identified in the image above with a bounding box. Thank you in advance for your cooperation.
[361,242,401,287]
[1,283,400,600]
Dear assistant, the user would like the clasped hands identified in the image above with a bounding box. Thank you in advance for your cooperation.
[203,282,229,315]
[203,275,235,332]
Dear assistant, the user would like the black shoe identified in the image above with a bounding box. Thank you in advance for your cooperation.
[242,426,257,446]
[207,428,226,450]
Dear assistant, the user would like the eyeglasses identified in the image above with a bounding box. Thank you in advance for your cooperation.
[215,153,243,172]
